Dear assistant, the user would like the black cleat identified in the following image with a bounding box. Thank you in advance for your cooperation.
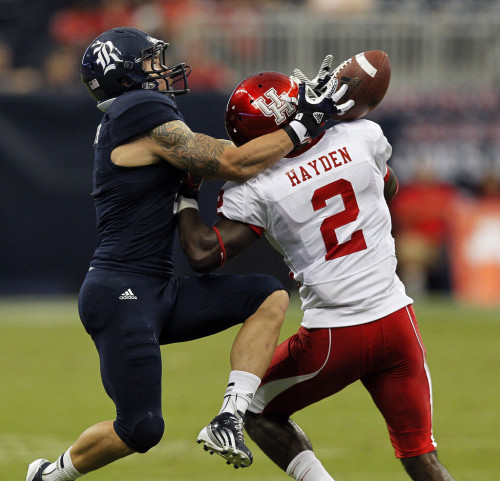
[196,411,253,468]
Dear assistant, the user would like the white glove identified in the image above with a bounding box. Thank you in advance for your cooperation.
[331,84,355,116]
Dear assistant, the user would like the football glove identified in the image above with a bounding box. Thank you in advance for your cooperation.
[292,54,333,96]
[291,55,354,117]
[284,77,346,146]
[179,173,204,200]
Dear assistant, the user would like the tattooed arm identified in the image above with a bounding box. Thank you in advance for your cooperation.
[149,120,293,182]
[110,120,293,181]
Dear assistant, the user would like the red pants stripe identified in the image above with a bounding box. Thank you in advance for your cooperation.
[251,305,437,458]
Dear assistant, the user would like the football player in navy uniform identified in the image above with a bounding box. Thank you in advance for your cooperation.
[25,27,349,481]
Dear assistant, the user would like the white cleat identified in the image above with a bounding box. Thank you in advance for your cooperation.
[26,459,51,481]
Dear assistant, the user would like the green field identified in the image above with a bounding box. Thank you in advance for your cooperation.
[1,295,499,481]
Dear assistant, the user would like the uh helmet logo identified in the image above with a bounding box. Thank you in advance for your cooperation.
[92,40,123,75]
[253,88,297,126]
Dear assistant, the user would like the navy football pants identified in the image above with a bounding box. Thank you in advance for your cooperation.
[78,267,285,452]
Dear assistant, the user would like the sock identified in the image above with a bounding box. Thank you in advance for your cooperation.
[41,447,83,481]
[219,370,261,416]
[286,450,335,481]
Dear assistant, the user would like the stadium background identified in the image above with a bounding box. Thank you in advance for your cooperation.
[1,1,499,480]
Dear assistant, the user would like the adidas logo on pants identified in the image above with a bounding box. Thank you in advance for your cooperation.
[119,289,137,300]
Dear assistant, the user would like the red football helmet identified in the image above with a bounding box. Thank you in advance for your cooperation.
[225,71,298,146]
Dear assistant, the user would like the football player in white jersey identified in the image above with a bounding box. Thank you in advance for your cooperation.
[177,67,454,481]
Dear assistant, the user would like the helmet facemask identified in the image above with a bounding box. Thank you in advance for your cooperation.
[141,42,191,96]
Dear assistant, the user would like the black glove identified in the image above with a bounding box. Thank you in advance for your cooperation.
[283,77,341,146]
[291,55,354,119]
[179,173,204,200]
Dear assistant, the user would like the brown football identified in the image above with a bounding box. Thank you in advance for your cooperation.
[331,50,391,121]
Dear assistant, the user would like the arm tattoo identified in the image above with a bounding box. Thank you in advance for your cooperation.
[150,120,227,176]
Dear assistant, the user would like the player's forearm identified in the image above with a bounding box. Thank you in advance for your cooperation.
[220,129,294,182]
[150,120,293,182]
[177,209,221,272]
[384,166,399,202]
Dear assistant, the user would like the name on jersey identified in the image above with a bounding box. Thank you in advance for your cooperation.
[285,147,352,187]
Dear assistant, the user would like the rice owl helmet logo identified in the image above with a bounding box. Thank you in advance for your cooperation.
[92,40,122,75]
[253,88,296,126]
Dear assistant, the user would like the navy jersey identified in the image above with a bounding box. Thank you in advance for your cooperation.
[90,90,184,277]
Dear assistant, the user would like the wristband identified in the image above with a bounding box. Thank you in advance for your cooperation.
[283,120,308,146]
[177,195,199,213]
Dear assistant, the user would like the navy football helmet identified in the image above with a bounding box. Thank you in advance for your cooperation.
[81,27,191,105]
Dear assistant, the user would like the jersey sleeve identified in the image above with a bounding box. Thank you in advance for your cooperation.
[109,91,184,145]
[216,181,268,232]
[363,120,392,177]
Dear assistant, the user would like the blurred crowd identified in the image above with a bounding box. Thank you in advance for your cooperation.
[1,0,500,94]
[0,0,362,95]
[382,90,500,296]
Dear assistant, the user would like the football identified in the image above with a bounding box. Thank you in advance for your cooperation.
[331,50,391,121]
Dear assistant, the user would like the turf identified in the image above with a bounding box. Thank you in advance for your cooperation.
[1,295,499,480]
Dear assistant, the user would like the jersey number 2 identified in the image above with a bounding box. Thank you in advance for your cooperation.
[311,179,367,260]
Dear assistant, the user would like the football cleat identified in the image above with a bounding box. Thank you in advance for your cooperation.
[196,411,253,469]
[26,459,51,481]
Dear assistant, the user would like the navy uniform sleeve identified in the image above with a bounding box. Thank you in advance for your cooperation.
[108,90,184,145]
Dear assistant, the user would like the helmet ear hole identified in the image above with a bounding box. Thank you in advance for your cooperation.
[119,77,134,87]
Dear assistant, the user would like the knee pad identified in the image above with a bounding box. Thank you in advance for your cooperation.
[125,414,165,453]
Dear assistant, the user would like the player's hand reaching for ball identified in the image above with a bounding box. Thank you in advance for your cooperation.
[291,55,354,118]
[284,77,353,146]
[292,54,334,96]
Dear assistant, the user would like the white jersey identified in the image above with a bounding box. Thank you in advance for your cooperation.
[217,119,412,328]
